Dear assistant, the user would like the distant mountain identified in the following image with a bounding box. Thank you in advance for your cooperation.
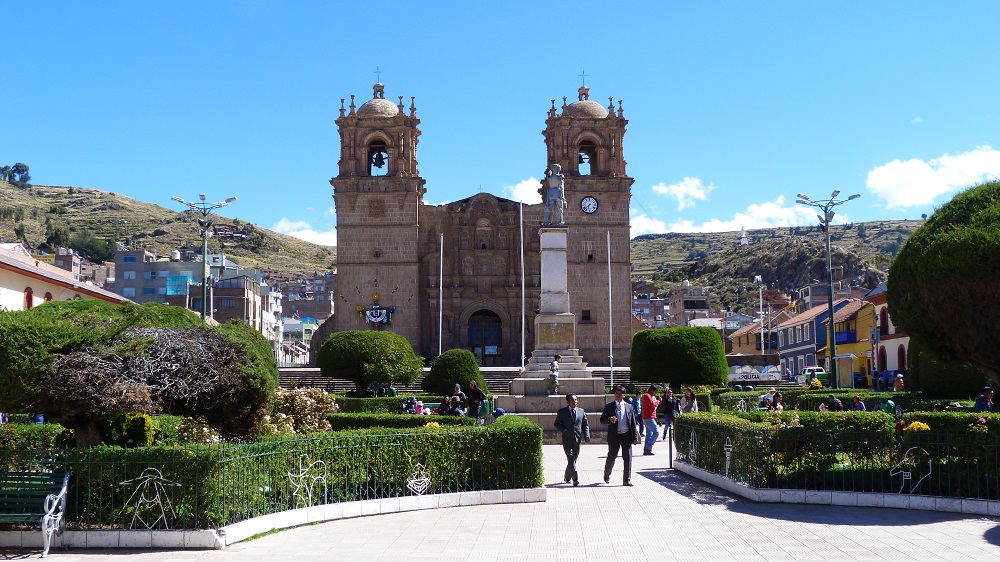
[0,180,335,276]
[629,220,922,315]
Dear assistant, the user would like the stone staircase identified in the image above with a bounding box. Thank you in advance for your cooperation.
[495,348,611,439]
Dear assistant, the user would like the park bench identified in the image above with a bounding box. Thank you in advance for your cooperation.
[0,471,70,557]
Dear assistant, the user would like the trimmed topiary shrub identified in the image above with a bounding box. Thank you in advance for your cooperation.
[630,327,727,387]
[907,336,989,396]
[888,180,1000,385]
[422,349,488,397]
[316,330,423,392]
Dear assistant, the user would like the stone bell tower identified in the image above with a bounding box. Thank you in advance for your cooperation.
[543,85,634,366]
[330,83,425,348]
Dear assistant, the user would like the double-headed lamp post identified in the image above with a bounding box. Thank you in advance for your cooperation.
[795,190,860,389]
[753,275,764,354]
[171,194,237,321]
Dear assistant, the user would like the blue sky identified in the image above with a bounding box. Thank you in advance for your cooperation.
[5,1,1000,247]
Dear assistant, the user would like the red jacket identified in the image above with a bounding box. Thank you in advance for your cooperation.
[641,393,661,420]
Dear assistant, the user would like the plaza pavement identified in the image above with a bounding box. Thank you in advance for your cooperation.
[4,443,1000,561]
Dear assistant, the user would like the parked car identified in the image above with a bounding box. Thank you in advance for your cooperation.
[800,366,828,385]
[852,372,869,388]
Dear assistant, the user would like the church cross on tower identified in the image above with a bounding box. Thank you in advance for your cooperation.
[579,69,588,86]
[373,65,383,82]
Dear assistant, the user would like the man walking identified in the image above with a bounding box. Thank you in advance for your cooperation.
[553,393,589,486]
[600,385,640,486]
[641,385,661,455]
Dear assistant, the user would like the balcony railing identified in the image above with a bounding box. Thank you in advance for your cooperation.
[835,331,857,344]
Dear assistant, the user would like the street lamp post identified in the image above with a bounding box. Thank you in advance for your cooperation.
[171,194,237,321]
[753,275,764,354]
[796,190,860,389]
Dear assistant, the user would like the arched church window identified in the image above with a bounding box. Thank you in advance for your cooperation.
[578,140,597,175]
[24,287,34,310]
[475,218,492,250]
[369,141,389,176]
[44,292,53,302]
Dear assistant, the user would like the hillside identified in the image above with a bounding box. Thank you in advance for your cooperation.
[0,180,335,276]
[630,220,920,279]
[629,220,922,316]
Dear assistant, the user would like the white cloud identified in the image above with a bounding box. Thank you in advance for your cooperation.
[502,177,542,204]
[866,145,1000,209]
[630,213,667,237]
[273,218,311,232]
[651,177,716,211]
[272,218,337,246]
[910,116,923,124]
[663,195,833,234]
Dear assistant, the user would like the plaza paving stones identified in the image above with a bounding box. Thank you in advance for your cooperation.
[3,444,1000,560]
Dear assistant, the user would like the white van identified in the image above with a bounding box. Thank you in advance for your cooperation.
[800,366,828,384]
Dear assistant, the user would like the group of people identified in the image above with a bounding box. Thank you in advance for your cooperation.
[759,387,785,411]
[554,384,698,487]
[403,380,489,418]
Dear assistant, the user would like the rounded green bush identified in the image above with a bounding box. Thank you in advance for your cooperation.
[316,330,423,391]
[888,180,1000,384]
[630,327,727,387]
[422,349,487,396]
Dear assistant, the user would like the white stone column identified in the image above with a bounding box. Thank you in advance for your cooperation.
[539,228,569,314]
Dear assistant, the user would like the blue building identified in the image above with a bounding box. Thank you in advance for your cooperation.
[776,298,849,375]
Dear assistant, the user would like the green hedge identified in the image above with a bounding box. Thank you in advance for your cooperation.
[326,413,477,431]
[333,394,445,414]
[3,416,544,529]
[903,411,1000,435]
[630,327,727,387]
[673,410,1000,498]
[0,423,73,462]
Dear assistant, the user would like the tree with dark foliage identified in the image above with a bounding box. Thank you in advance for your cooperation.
[0,300,278,446]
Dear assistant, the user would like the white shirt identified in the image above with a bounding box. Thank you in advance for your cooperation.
[615,399,629,434]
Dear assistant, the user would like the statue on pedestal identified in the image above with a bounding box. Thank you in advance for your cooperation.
[542,163,567,226]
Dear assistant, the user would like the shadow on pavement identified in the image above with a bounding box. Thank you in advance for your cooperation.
[638,467,980,526]
[982,524,1000,547]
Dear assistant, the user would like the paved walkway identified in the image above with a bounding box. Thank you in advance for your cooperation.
[4,444,1000,560]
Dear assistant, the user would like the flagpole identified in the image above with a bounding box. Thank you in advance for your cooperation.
[607,230,614,388]
[439,232,443,357]
[520,201,526,370]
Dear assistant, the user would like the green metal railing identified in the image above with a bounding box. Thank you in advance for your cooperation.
[2,427,541,530]
[673,421,1000,500]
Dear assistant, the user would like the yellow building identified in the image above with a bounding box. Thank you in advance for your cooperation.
[822,300,877,387]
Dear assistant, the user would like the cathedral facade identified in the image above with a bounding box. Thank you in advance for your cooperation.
[330,82,634,366]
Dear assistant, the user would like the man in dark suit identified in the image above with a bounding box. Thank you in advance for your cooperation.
[554,393,590,486]
[600,385,640,486]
